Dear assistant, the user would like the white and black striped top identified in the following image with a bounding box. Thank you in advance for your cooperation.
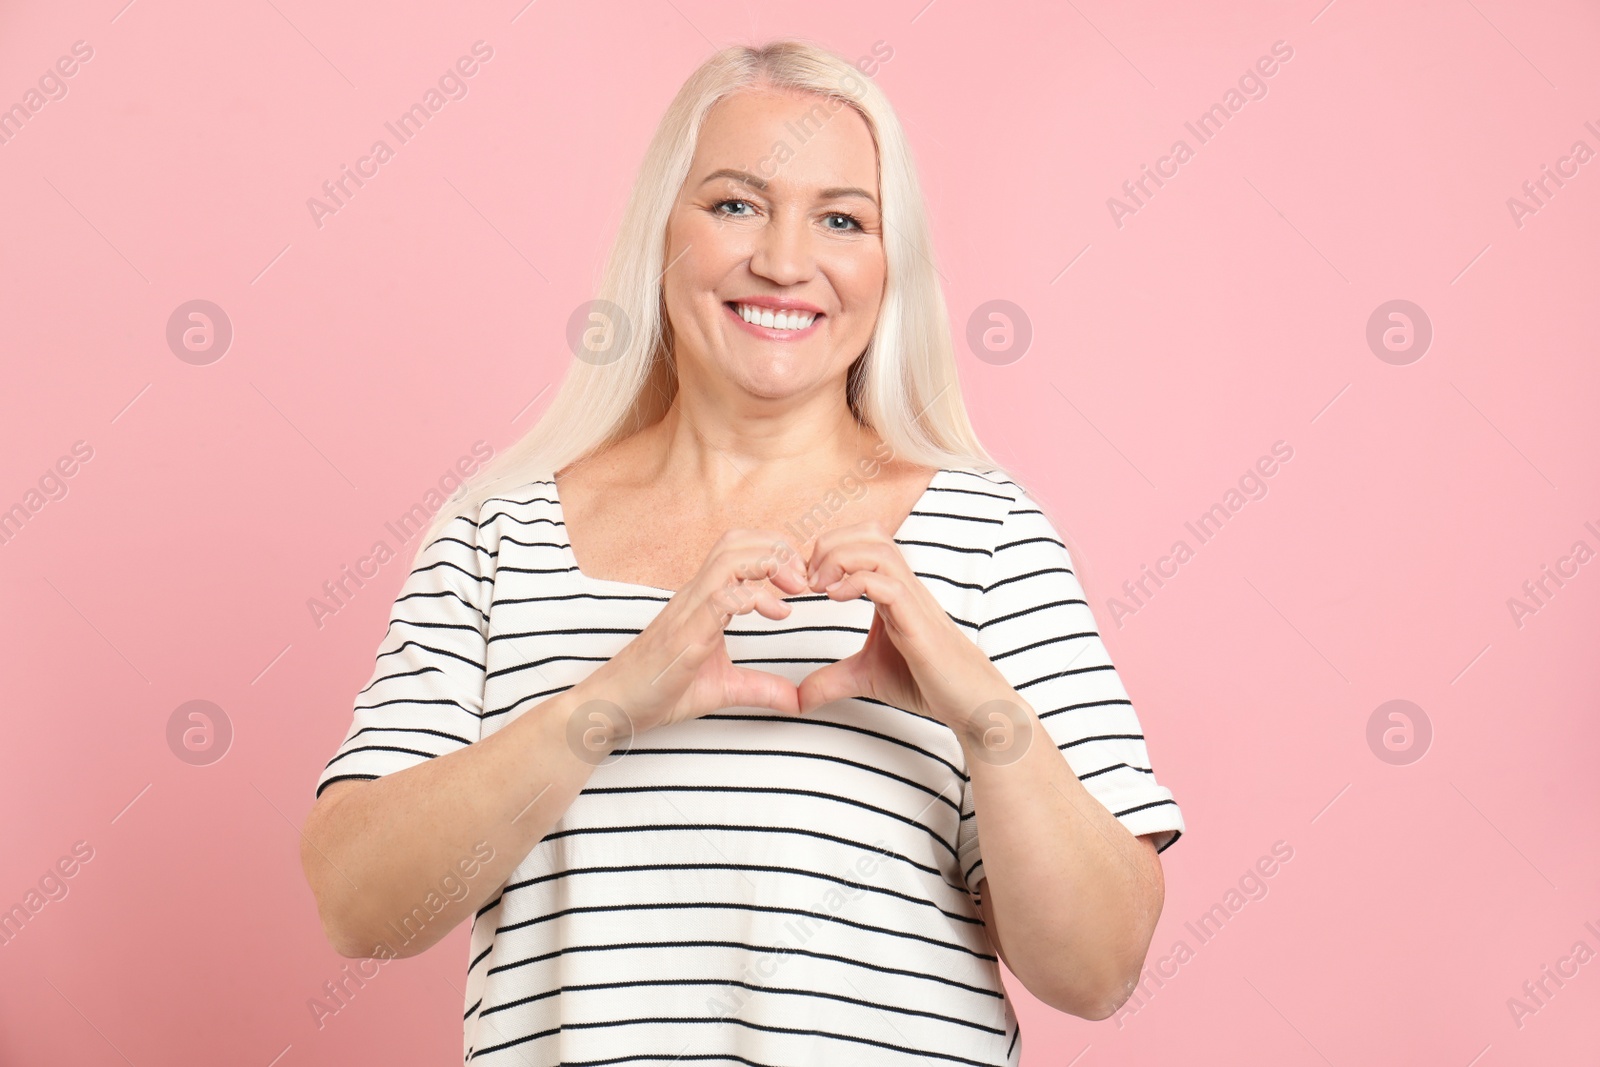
[315,465,1184,1066]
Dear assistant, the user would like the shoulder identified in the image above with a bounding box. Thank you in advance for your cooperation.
[474,479,558,529]
[938,467,1078,580]
[421,480,561,569]
[934,465,1037,530]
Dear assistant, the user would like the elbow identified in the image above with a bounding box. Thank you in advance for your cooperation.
[326,926,375,960]
[304,868,413,961]
[1086,968,1144,1021]
[305,877,373,959]
[312,896,414,961]
[299,824,397,961]
[1035,963,1143,1022]
[302,858,432,962]
[1030,935,1158,1021]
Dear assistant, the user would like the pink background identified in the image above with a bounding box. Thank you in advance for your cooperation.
[2,0,1597,1063]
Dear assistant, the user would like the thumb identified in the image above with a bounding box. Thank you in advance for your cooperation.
[723,667,801,716]
[797,652,871,716]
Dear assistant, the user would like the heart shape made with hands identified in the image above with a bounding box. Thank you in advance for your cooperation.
[712,527,1005,730]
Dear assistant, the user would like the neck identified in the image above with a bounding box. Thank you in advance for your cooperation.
[636,392,887,504]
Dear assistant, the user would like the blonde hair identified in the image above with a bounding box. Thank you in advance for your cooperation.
[411,37,1016,562]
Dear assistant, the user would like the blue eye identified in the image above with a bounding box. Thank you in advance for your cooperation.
[825,212,864,231]
[713,199,756,217]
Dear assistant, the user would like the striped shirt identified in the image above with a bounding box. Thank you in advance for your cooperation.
[315,465,1185,1066]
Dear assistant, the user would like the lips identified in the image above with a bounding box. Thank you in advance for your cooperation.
[724,301,824,339]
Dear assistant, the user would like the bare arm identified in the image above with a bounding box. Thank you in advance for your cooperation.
[963,703,1168,1020]
[299,684,601,959]
[795,515,1172,1020]
[300,528,815,960]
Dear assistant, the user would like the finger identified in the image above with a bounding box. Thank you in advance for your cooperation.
[820,569,923,641]
[725,667,802,715]
[703,574,795,624]
[807,529,913,593]
[680,535,806,638]
[796,653,870,714]
[804,521,893,580]
[807,517,893,554]
[754,591,794,620]
[710,533,811,599]
[809,541,901,594]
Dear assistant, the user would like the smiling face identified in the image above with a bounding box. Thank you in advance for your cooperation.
[661,85,886,407]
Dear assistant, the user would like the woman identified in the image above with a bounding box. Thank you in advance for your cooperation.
[300,39,1184,1065]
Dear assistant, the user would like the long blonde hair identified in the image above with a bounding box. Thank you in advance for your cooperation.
[411,38,1014,562]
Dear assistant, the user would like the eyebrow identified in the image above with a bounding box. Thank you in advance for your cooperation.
[698,168,878,207]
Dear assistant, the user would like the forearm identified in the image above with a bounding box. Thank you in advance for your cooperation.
[960,694,1165,1018]
[300,684,601,958]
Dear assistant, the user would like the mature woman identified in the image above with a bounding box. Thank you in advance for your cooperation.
[300,39,1183,1066]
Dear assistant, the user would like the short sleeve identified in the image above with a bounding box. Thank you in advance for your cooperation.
[955,488,1184,900]
[313,507,495,799]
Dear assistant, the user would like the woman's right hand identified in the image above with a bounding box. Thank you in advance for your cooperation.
[566,529,813,746]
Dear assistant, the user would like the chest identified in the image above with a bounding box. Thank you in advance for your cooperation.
[564,476,929,592]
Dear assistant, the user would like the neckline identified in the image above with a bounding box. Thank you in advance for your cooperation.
[550,466,953,597]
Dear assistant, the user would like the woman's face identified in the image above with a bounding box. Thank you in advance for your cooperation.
[662,86,886,406]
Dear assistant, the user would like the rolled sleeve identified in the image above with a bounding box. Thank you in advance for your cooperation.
[314,508,495,798]
[955,489,1185,899]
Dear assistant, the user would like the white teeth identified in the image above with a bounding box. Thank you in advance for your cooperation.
[735,303,815,330]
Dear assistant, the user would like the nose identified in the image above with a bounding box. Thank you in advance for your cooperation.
[748,208,817,287]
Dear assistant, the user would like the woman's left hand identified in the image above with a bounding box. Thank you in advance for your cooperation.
[795,521,1019,741]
